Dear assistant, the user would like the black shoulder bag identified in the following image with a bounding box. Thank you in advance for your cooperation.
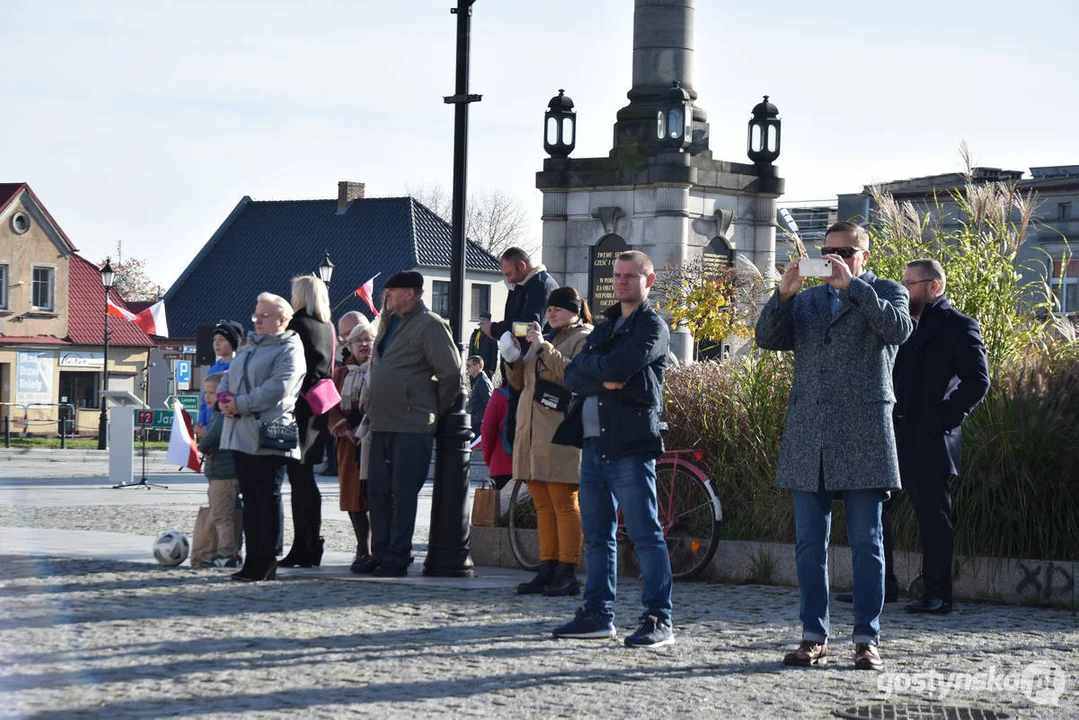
[240,347,299,451]
[532,355,572,413]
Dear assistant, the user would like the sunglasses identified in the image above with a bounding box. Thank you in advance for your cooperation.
[819,246,863,259]
[251,312,280,322]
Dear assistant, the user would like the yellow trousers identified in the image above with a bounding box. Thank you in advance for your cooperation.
[527,480,582,564]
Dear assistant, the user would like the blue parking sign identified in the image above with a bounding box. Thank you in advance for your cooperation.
[176,360,191,384]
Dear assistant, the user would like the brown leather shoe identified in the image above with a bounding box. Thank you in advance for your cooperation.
[782,641,828,666]
[854,643,884,671]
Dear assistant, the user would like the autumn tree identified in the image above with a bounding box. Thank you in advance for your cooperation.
[100,254,165,302]
[407,183,539,260]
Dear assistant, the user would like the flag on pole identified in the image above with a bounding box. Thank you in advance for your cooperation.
[135,300,169,338]
[105,297,169,338]
[354,273,381,317]
[166,400,201,472]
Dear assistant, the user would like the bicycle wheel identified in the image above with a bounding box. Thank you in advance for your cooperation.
[507,479,541,571]
[655,459,721,580]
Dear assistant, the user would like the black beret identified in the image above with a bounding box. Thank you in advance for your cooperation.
[384,271,424,290]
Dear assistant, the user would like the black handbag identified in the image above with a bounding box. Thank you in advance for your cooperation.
[239,348,300,452]
[532,360,572,413]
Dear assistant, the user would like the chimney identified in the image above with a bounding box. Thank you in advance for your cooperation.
[337,181,365,211]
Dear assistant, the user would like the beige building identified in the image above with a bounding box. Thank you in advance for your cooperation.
[0,183,154,436]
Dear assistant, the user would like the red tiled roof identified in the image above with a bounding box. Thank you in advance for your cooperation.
[0,337,70,345]
[66,254,155,347]
[0,182,78,252]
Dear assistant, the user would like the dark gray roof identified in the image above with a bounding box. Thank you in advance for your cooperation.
[164,195,500,339]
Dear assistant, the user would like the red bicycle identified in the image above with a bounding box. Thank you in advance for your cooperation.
[507,448,722,580]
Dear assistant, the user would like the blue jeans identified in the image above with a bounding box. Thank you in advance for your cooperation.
[579,440,673,624]
[793,487,887,646]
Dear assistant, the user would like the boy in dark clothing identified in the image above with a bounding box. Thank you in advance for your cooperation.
[196,373,241,567]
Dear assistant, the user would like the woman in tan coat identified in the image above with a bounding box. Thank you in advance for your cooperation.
[329,320,375,571]
[502,286,592,596]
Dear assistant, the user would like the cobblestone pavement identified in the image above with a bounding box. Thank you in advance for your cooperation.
[1,455,1076,718]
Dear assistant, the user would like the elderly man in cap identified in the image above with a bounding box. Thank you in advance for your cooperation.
[468,310,498,379]
[195,320,243,438]
[357,270,462,577]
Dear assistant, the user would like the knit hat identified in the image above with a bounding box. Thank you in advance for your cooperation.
[384,271,424,290]
[546,287,582,315]
[213,320,243,351]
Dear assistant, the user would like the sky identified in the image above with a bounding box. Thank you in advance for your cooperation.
[2,0,1077,288]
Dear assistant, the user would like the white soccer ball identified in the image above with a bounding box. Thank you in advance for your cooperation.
[153,530,190,566]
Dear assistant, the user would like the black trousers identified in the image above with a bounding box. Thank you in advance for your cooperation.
[368,431,435,570]
[905,472,955,602]
[234,452,286,572]
[286,461,322,554]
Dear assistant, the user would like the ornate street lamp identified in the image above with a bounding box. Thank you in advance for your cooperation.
[316,250,335,286]
[657,81,693,150]
[747,95,781,167]
[544,89,576,158]
[97,257,115,450]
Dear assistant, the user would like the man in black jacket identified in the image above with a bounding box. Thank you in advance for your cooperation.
[894,259,989,614]
[550,250,673,648]
[483,247,559,348]
[468,311,498,378]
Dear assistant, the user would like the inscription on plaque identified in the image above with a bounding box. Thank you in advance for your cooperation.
[588,234,632,320]
[702,236,734,280]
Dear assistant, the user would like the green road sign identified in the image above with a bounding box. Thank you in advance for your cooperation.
[164,394,200,413]
[135,409,173,429]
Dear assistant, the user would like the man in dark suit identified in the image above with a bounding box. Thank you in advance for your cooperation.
[894,258,989,614]
[756,221,912,671]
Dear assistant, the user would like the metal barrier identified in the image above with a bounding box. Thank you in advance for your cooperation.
[0,402,26,449]
[1,402,78,449]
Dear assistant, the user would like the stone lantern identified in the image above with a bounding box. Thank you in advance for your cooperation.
[544,89,576,157]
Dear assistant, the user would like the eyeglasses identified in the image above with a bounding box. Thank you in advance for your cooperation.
[251,312,280,322]
[902,278,934,289]
[819,246,864,259]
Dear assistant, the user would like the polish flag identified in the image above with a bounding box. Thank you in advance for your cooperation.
[105,297,169,338]
[134,300,169,338]
[354,273,381,317]
[166,399,201,472]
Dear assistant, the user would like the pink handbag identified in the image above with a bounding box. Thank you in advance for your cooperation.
[302,378,341,415]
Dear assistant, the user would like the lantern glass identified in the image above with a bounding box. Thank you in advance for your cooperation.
[561,117,574,145]
[750,123,762,152]
[546,117,559,146]
[100,260,115,289]
[767,125,778,152]
[667,108,683,139]
[656,110,665,140]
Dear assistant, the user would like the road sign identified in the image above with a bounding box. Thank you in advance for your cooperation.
[135,409,173,429]
[176,359,192,390]
[165,395,199,413]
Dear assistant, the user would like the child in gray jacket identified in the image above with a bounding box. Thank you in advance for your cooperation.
[197,373,241,567]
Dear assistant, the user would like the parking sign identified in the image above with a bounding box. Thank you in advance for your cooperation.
[176,360,192,390]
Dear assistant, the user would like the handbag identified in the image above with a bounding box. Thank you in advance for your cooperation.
[301,378,342,416]
[470,480,500,527]
[532,360,572,413]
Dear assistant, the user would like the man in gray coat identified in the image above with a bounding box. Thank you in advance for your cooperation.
[358,271,462,577]
[756,221,912,671]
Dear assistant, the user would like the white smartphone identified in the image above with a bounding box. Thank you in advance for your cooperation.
[799,258,833,278]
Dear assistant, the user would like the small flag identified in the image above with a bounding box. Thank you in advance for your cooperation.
[354,273,381,317]
[166,400,201,472]
[135,300,169,338]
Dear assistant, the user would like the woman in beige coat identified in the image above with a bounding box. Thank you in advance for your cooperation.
[502,286,592,596]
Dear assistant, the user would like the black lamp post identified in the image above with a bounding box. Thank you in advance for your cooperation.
[425,0,480,578]
[316,250,335,287]
[657,81,693,150]
[97,257,115,450]
[544,89,576,157]
[747,95,781,167]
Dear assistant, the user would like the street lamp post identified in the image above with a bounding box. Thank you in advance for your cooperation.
[316,250,335,287]
[97,257,115,450]
[424,0,481,577]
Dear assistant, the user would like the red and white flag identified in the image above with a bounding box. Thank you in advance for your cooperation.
[354,273,381,317]
[134,300,169,338]
[106,297,169,338]
[166,399,201,472]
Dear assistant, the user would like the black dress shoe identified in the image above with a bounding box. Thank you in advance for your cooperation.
[905,596,952,614]
[277,545,310,568]
[372,563,407,578]
[350,554,373,573]
[351,557,381,575]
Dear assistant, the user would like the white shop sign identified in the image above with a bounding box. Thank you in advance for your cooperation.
[16,351,55,404]
[59,351,104,368]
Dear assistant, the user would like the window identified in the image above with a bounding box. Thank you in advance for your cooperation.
[1051,277,1078,314]
[1059,202,1073,220]
[470,283,490,321]
[59,371,101,409]
[32,266,55,311]
[0,264,8,309]
[432,280,450,319]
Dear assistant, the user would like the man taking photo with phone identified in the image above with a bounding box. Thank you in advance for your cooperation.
[756,221,912,671]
